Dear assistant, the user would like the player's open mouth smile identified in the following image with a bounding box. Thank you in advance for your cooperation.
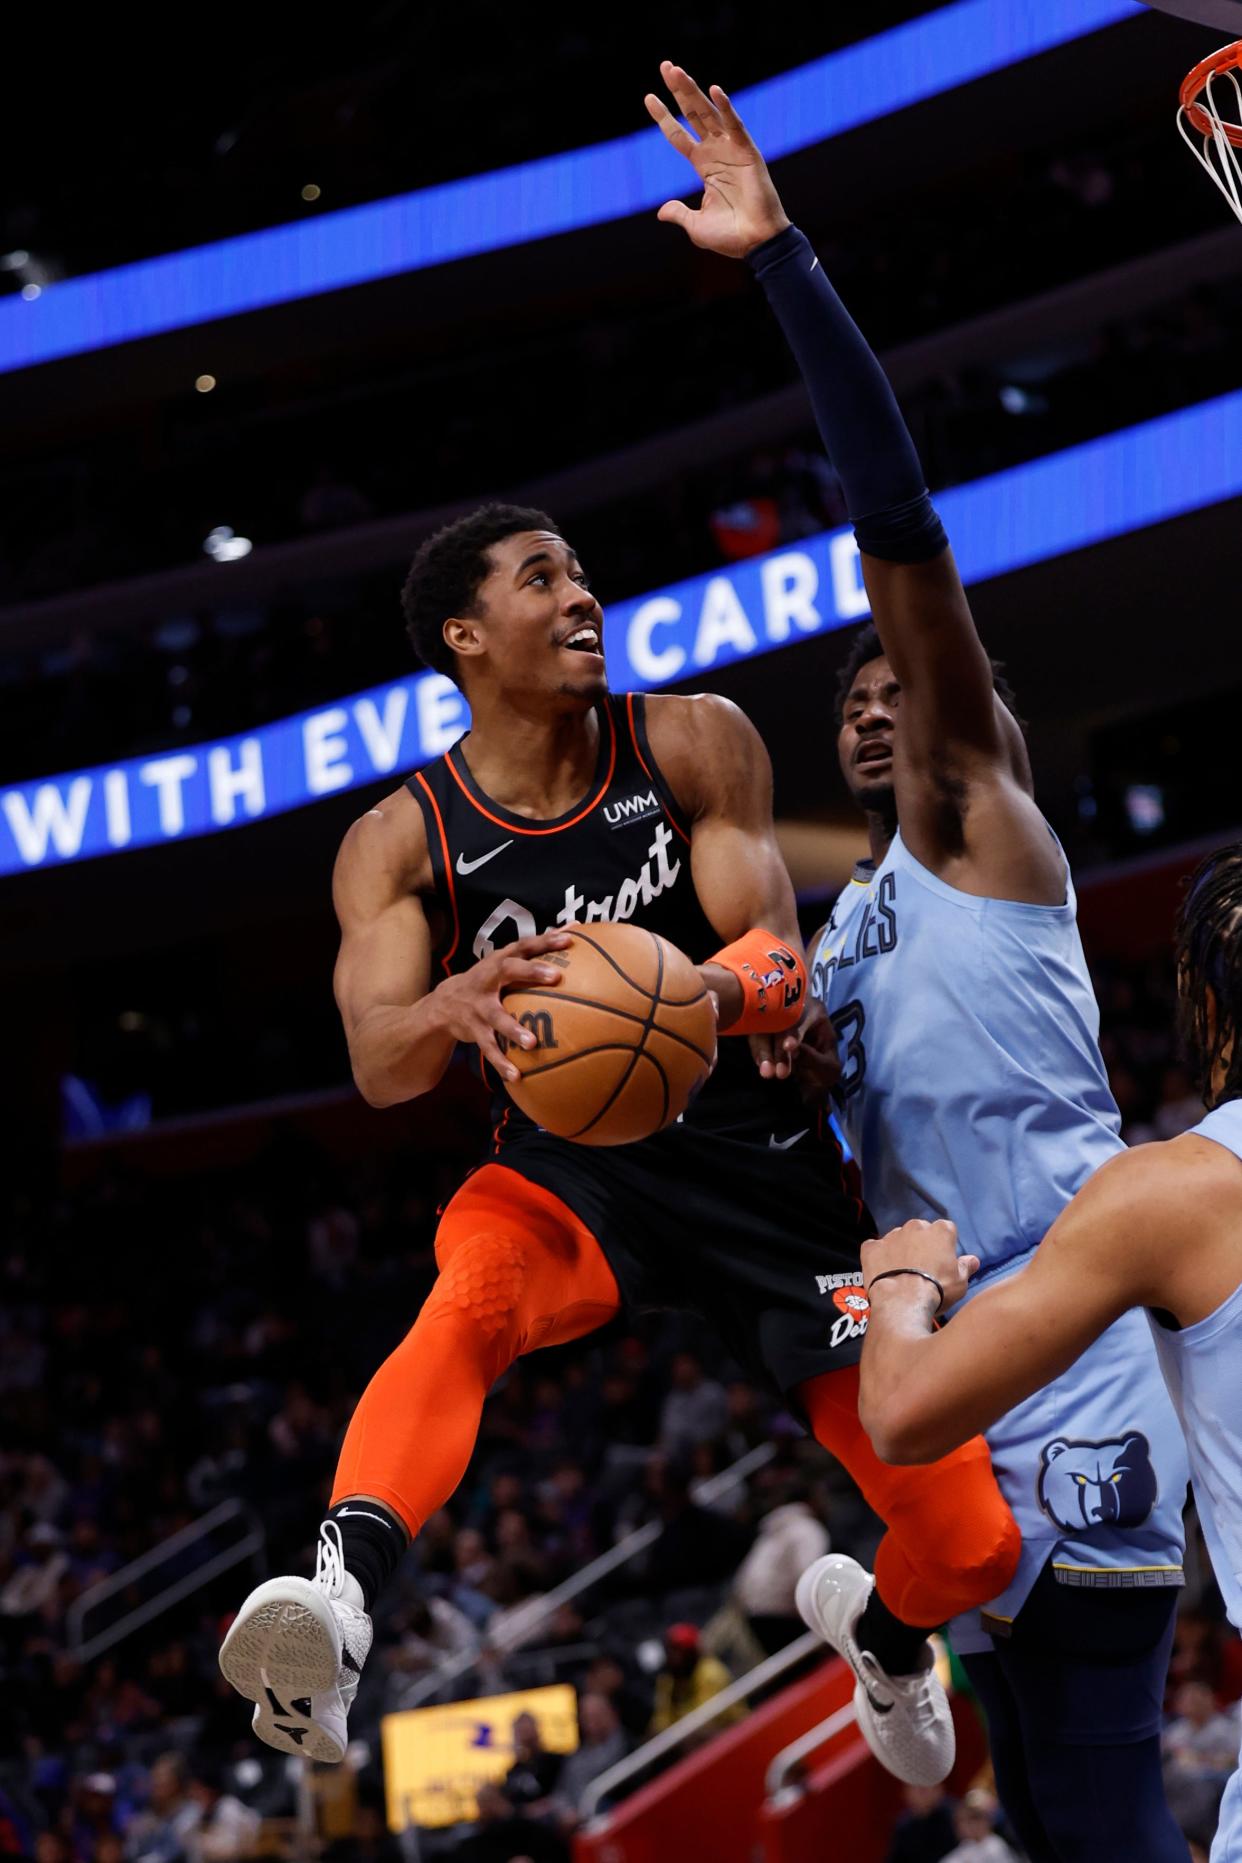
[560,625,604,660]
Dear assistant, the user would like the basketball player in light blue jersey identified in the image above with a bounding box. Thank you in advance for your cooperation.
[656,59,1187,1852]
[860,842,1242,1863]
[792,410,1191,1840]
[649,86,1194,1863]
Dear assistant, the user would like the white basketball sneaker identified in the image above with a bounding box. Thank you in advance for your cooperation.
[219,1521,373,1764]
[795,1553,954,1787]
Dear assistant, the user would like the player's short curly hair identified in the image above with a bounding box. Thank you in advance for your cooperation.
[401,503,560,681]
[832,622,1025,733]
[1176,841,1242,1110]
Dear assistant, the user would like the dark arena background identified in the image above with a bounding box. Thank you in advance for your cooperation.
[5,4,1242,1859]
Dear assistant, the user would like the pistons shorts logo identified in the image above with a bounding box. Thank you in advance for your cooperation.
[816,1274,870,1349]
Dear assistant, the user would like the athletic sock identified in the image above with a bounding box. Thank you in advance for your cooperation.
[326,1500,406,1613]
[856,1588,937,1677]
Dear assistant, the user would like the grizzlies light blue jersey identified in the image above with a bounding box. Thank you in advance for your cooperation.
[1149,1101,1242,1863]
[812,831,1188,1641]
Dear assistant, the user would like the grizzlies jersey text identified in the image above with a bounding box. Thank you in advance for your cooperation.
[812,831,1188,1641]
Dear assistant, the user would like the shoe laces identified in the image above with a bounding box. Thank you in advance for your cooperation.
[314,1520,346,1600]
[887,1659,940,1731]
[859,1647,938,1729]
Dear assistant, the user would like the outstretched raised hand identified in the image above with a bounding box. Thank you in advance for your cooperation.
[644,60,790,260]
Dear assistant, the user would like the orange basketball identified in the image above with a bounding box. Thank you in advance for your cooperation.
[500,922,716,1145]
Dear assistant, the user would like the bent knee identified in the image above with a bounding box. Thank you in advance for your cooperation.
[953,1507,1023,1603]
[428,1230,529,1341]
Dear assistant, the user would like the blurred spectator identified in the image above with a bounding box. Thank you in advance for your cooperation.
[322,1794,402,1861]
[451,1526,498,1626]
[185,1763,260,1862]
[501,1712,562,1814]
[659,1353,729,1456]
[386,1594,478,1701]
[648,1624,743,1738]
[581,1654,653,1741]
[69,1773,126,1859]
[1162,1681,1240,1844]
[494,1509,551,1593]
[550,1694,627,1827]
[453,1782,568,1863]
[886,1782,959,1863]
[122,1753,200,1863]
[942,1789,1017,1863]
[1168,1605,1242,1704]
[732,1482,830,1654]
[619,1453,751,1600]
[1,1522,69,1619]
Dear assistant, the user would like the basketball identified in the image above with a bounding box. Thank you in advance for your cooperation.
[500,922,717,1145]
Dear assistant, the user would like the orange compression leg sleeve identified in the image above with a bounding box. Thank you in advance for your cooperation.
[331,1163,621,1540]
[799,1364,1021,1627]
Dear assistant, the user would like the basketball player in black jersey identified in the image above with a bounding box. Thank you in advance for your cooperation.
[219,64,1020,1785]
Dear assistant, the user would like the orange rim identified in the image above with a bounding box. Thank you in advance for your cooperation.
[1181,40,1242,147]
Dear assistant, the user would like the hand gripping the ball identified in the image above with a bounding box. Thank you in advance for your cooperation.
[428,932,572,1082]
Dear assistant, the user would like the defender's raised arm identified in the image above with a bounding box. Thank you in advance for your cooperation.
[650,61,1061,906]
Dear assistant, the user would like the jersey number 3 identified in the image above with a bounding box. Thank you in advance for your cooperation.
[832,999,867,1102]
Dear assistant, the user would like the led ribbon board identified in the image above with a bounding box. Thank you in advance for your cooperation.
[0,0,1136,375]
[4,388,1240,877]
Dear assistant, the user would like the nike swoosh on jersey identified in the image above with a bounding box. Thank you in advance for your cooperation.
[456,840,514,875]
[769,1130,810,1150]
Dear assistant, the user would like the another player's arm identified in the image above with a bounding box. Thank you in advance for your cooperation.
[333,792,570,1105]
[647,62,1060,903]
[645,691,832,1083]
[857,1148,1180,1464]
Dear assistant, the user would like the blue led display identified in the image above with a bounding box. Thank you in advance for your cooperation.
[4,386,1238,876]
[0,0,1136,375]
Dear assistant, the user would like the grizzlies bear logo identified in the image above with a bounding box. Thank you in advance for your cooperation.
[1037,1433,1157,1532]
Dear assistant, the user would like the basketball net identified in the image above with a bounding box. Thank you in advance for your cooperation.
[1178,41,1242,220]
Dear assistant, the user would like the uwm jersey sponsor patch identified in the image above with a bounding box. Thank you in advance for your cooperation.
[603,787,662,829]
[408,690,721,986]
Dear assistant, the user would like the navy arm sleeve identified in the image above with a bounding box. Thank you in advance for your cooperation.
[747,225,947,565]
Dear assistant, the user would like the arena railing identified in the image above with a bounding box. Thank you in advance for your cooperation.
[396,1439,778,1711]
[577,1628,824,1825]
[763,1700,860,1808]
[66,1497,266,1665]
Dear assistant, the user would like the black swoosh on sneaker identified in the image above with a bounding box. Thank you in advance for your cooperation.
[864,1686,894,1716]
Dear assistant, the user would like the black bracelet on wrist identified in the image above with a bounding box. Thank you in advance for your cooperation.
[866,1267,945,1314]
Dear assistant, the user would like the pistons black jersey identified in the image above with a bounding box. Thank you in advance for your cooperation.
[406,692,869,1363]
[409,692,834,1142]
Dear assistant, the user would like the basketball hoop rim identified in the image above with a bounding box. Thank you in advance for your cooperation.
[1180,39,1242,144]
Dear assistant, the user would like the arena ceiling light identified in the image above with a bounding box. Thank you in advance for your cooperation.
[203,526,253,562]
[0,0,1137,376]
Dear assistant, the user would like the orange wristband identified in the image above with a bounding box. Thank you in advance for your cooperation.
[707,929,807,1035]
